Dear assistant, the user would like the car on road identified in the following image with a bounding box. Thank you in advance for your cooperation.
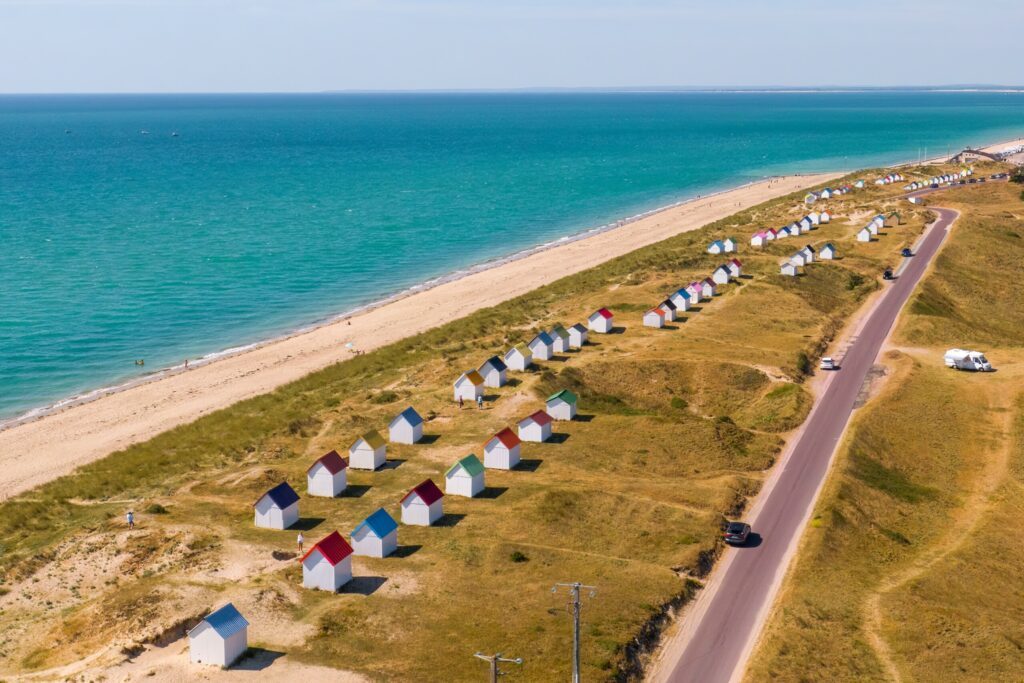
[723,522,751,545]
[968,178,977,183]
[883,267,894,280]
[930,183,939,189]
[901,248,913,257]
[979,178,987,183]
[820,357,836,371]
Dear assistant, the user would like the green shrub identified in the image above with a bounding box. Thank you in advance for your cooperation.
[144,503,168,515]
[509,550,529,563]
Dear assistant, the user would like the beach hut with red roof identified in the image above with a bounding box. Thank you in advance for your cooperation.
[253,482,299,530]
[301,531,353,592]
[643,308,666,328]
[518,410,553,442]
[484,428,521,469]
[820,210,832,224]
[766,228,778,241]
[728,258,742,278]
[453,369,485,402]
[588,308,614,334]
[307,450,348,498]
[400,479,445,526]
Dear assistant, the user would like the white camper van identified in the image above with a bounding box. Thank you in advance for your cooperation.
[944,349,992,372]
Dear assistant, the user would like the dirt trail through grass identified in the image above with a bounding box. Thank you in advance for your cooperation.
[861,389,1018,681]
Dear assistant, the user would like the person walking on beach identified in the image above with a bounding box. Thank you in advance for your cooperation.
[297,532,304,553]
[126,510,135,530]
[476,395,484,410]
[458,396,464,409]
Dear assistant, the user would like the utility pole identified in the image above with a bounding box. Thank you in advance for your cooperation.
[474,652,522,682]
[552,581,597,683]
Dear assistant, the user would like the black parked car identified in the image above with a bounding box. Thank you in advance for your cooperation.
[723,522,751,545]
[901,248,913,257]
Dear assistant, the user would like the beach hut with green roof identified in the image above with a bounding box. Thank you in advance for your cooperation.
[349,429,387,470]
[549,324,571,353]
[445,454,486,497]
[546,389,578,420]
[503,344,533,371]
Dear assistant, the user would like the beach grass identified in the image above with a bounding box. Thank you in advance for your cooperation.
[748,175,1024,682]
[0,165,976,679]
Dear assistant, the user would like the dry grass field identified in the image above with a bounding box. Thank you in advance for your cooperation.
[748,172,1024,682]
[0,166,974,681]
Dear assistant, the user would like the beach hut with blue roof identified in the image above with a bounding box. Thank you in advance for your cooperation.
[188,603,249,667]
[351,508,398,558]
[477,355,508,388]
[253,482,299,530]
[707,239,726,255]
[389,406,424,444]
[528,331,554,361]
[670,288,691,312]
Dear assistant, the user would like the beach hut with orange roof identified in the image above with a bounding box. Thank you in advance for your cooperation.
[643,308,666,328]
[454,369,485,402]
[301,531,353,592]
[307,450,348,498]
[484,428,521,469]
[400,479,445,526]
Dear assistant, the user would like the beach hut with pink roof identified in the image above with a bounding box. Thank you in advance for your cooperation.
[751,231,768,248]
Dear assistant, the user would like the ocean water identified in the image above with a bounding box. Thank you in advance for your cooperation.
[2,91,1023,421]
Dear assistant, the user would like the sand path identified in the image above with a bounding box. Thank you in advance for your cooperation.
[0,173,837,501]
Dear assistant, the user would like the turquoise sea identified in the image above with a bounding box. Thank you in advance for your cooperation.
[2,91,1022,421]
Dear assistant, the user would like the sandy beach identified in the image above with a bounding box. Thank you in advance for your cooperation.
[0,172,841,500]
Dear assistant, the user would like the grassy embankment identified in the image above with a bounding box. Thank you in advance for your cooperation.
[748,169,1024,682]
[0,169,941,680]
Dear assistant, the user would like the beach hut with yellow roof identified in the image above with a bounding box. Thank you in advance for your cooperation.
[349,430,387,470]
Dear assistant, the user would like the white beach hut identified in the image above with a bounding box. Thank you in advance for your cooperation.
[867,221,879,236]
[819,243,836,260]
[445,454,486,498]
[351,508,398,558]
[389,407,424,444]
[685,282,703,302]
[751,231,767,248]
[801,245,815,263]
[712,265,731,285]
[670,289,691,312]
[808,211,821,226]
[707,239,725,254]
[775,226,790,239]
[400,479,444,526]
[546,389,578,420]
[188,604,249,668]
[728,258,742,278]
[820,188,832,199]
[549,324,571,353]
[518,410,553,442]
[819,210,832,224]
[765,228,777,241]
[568,323,589,348]
[253,482,299,530]
[780,262,798,277]
[798,217,811,233]
[503,344,533,371]
[483,428,521,470]
[301,531,353,592]
[528,331,554,361]
[791,252,808,267]
[307,450,348,497]
[643,308,666,328]
[701,278,717,299]
[857,227,872,242]
[588,308,614,333]
[723,237,738,253]
[349,430,387,470]
[453,369,485,402]
[659,299,678,322]
[477,356,508,388]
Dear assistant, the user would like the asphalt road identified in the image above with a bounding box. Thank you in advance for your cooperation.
[665,205,959,683]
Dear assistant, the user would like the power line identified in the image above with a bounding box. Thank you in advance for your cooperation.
[474,652,523,682]
[552,581,597,683]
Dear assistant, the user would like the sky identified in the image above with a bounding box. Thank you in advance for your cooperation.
[0,0,1020,93]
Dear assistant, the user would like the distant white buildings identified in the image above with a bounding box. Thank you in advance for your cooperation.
[549,324,571,353]
[819,243,836,260]
[707,239,726,254]
[503,344,533,371]
[643,308,666,328]
[780,262,798,277]
[253,482,299,530]
[727,258,742,278]
[712,265,731,285]
[188,603,249,668]
[670,289,692,311]
[528,331,554,361]
[857,227,872,242]
[568,323,589,349]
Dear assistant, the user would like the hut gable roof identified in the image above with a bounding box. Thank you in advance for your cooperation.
[458,370,485,386]
[479,355,508,373]
[446,454,485,478]
[308,450,348,475]
[392,407,423,428]
[730,258,743,267]
[523,410,553,427]
[301,531,353,566]
[550,324,570,340]
[354,508,398,538]
[402,479,444,506]
[594,308,613,319]
[570,323,588,333]
[191,603,249,639]
[490,427,521,449]
[256,482,299,509]
[356,430,386,450]
[531,331,554,346]
[548,389,578,405]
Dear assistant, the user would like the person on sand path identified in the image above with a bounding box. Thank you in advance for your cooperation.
[126,510,134,530]
[476,395,484,410]
[458,396,464,409]
[297,532,304,553]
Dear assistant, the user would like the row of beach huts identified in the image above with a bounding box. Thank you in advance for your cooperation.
[643,257,742,328]
[750,210,831,247]
[904,169,971,191]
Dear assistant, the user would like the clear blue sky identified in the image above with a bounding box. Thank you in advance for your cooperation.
[0,0,1019,93]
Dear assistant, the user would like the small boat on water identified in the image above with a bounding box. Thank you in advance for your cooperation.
[171,131,179,137]
[140,129,150,135]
